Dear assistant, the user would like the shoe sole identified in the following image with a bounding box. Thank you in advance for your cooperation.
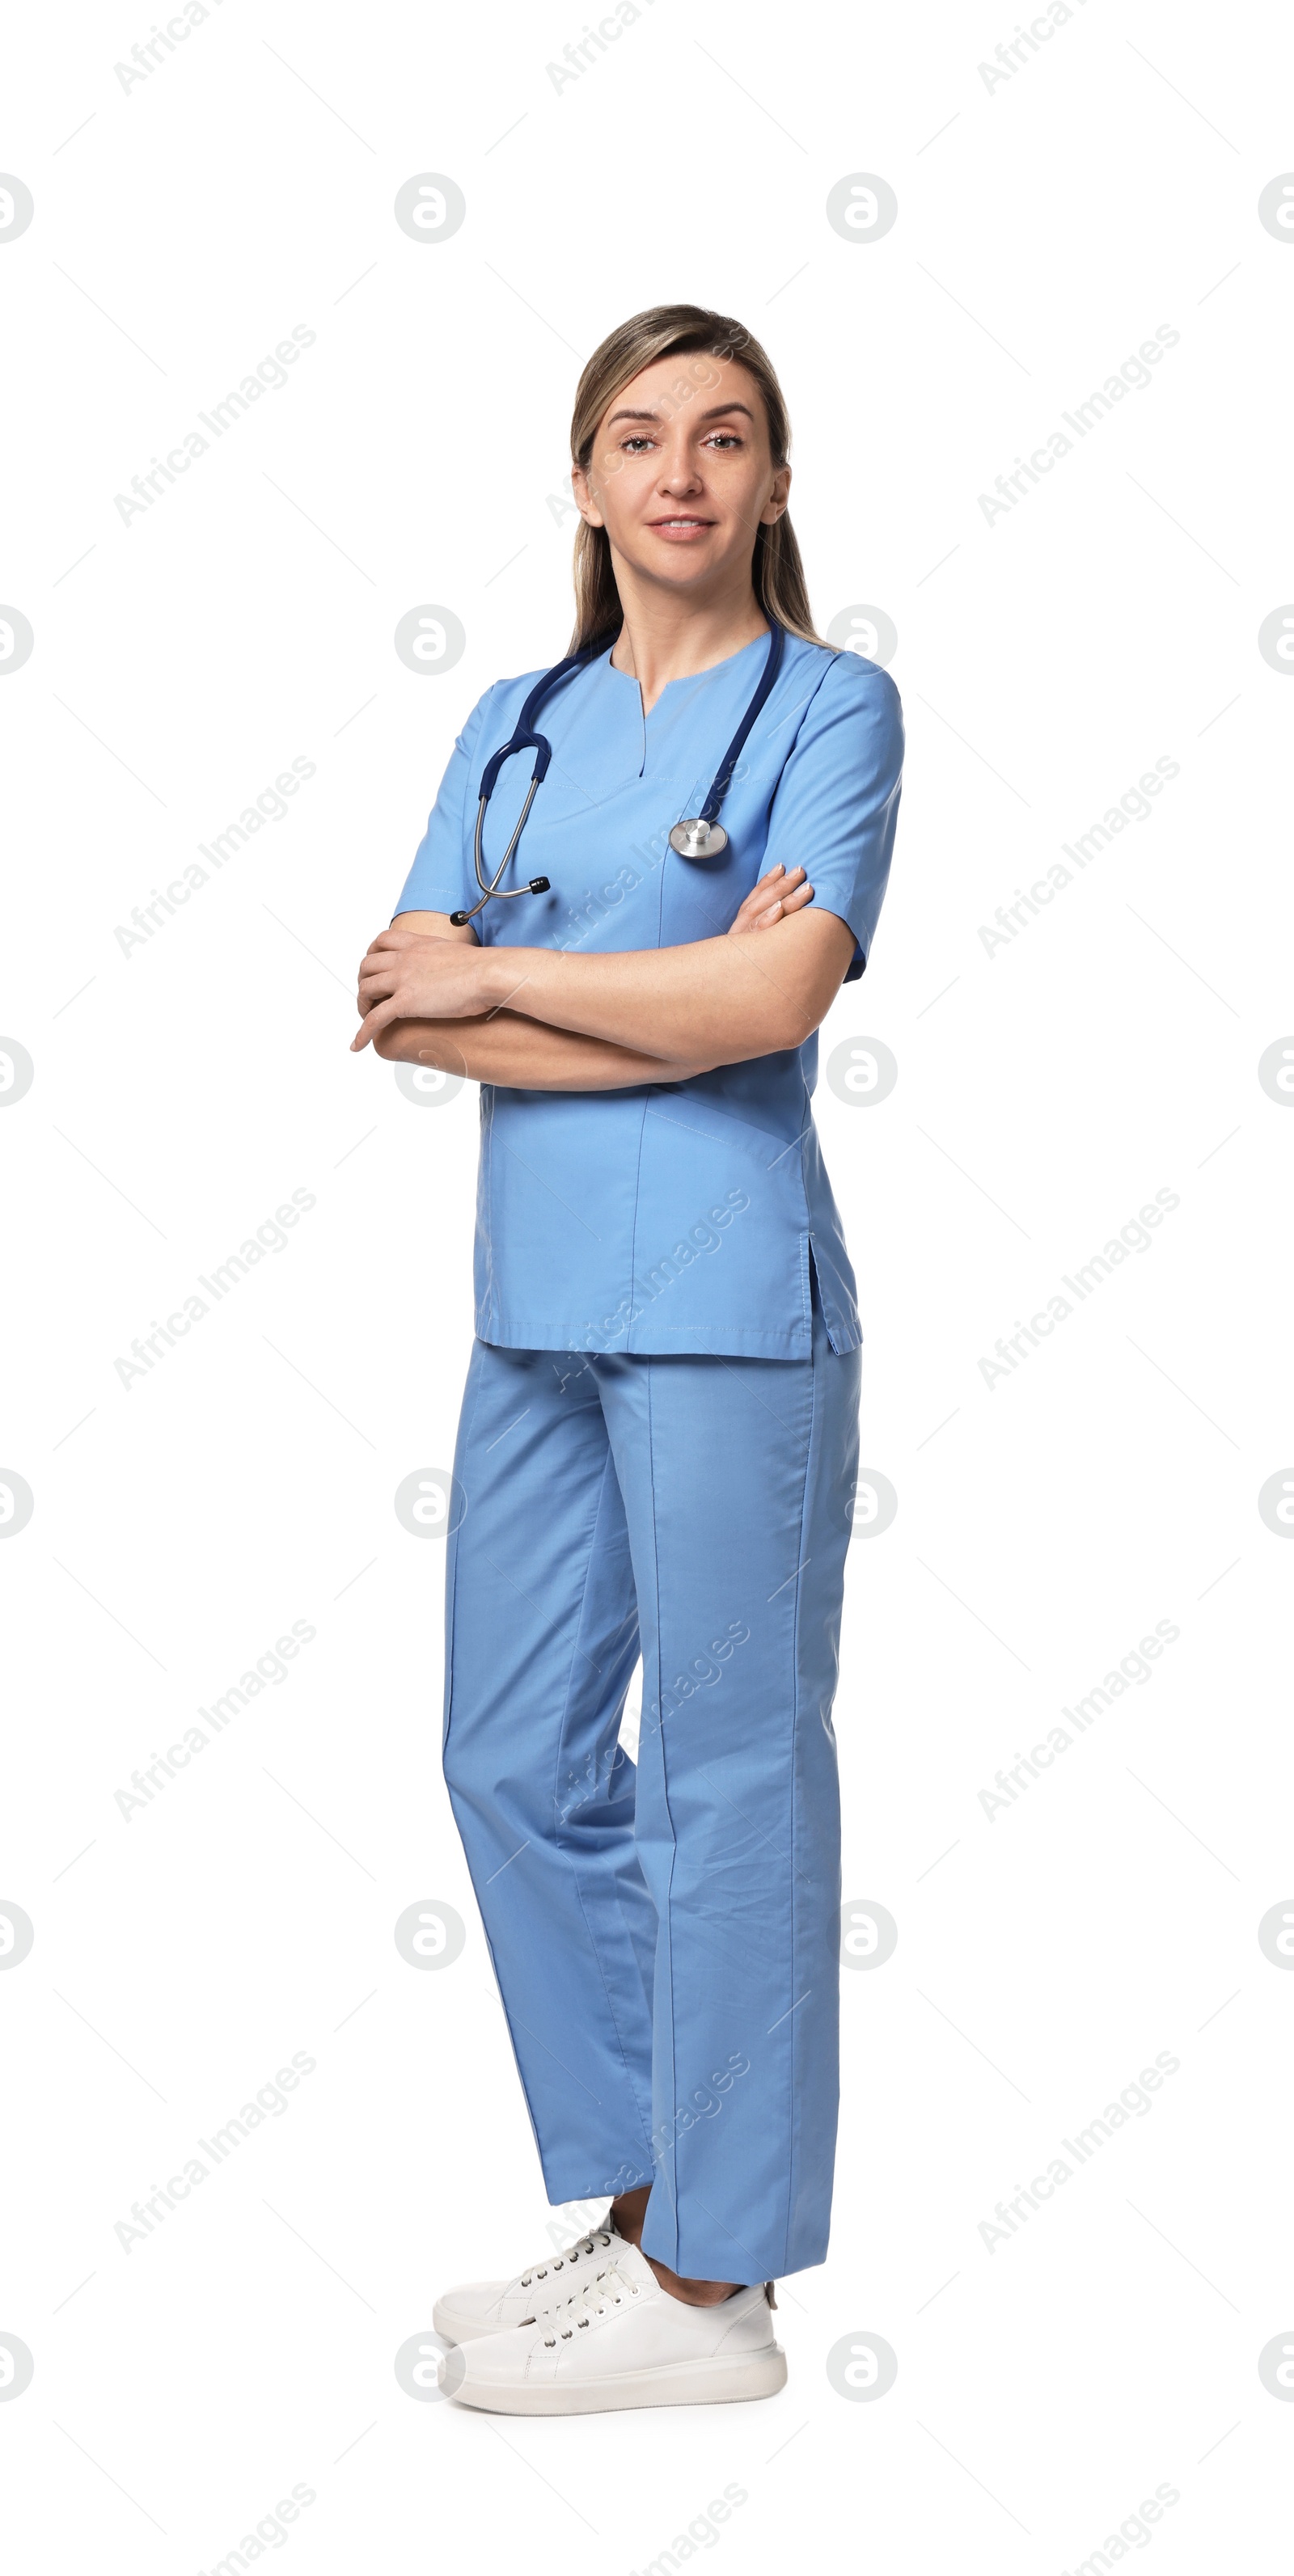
[449,2346,788,2415]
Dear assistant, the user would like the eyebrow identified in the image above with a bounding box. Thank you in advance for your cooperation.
[604,401,757,426]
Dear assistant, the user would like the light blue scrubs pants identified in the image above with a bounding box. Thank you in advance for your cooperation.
[442,1290,861,2283]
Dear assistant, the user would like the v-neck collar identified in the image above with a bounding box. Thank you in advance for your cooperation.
[602,628,770,724]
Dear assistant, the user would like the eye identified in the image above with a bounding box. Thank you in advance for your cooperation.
[704,431,743,450]
[620,434,657,454]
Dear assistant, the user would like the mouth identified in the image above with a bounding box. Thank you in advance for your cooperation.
[647,515,716,542]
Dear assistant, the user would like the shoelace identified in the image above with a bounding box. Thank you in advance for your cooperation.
[518,2225,614,2293]
[534,2261,641,2346]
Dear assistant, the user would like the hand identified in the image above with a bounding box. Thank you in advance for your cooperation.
[726,863,814,935]
[351,925,498,1051]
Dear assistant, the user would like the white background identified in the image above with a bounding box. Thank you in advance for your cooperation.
[2,1,1293,2568]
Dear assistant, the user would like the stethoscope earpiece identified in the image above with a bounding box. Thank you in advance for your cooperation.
[453,873,547,923]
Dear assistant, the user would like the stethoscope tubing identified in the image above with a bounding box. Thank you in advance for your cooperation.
[696,621,784,825]
[452,623,785,925]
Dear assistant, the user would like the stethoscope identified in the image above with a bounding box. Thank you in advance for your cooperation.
[448,623,786,926]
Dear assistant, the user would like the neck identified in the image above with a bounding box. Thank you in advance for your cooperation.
[607,564,768,714]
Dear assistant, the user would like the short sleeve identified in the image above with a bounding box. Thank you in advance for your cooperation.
[763,654,903,981]
[391,689,494,921]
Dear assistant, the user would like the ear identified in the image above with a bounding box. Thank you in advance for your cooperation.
[569,463,606,530]
[759,462,793,526]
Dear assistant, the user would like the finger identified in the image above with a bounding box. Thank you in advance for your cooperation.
[358,948,408,985]
[350,995,402,1052]
[351,1003,388,1050]
[356,976,399,1013]
[779,880,814,912]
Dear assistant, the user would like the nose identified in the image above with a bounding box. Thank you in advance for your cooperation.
[657,431,704,496]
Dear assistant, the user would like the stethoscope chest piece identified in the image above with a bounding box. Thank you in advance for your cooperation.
[669,817,729,861]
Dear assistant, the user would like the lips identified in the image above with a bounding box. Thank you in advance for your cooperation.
[647,517,716,541]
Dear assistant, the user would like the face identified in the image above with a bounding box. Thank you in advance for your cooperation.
[571,353,790,600]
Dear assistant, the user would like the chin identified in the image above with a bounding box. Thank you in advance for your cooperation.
[639,545,725,582]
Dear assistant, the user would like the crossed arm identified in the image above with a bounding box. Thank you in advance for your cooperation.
[351,865,857,1092]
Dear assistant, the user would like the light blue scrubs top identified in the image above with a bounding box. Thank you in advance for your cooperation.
[393,631,903,1360]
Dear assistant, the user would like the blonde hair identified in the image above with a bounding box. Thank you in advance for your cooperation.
[568,303,822,652]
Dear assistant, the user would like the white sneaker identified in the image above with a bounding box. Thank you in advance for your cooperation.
[433,2215,625,2346]
[442,2240,786,2414]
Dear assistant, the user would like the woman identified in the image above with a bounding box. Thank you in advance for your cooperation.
[353,303,903,2414]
